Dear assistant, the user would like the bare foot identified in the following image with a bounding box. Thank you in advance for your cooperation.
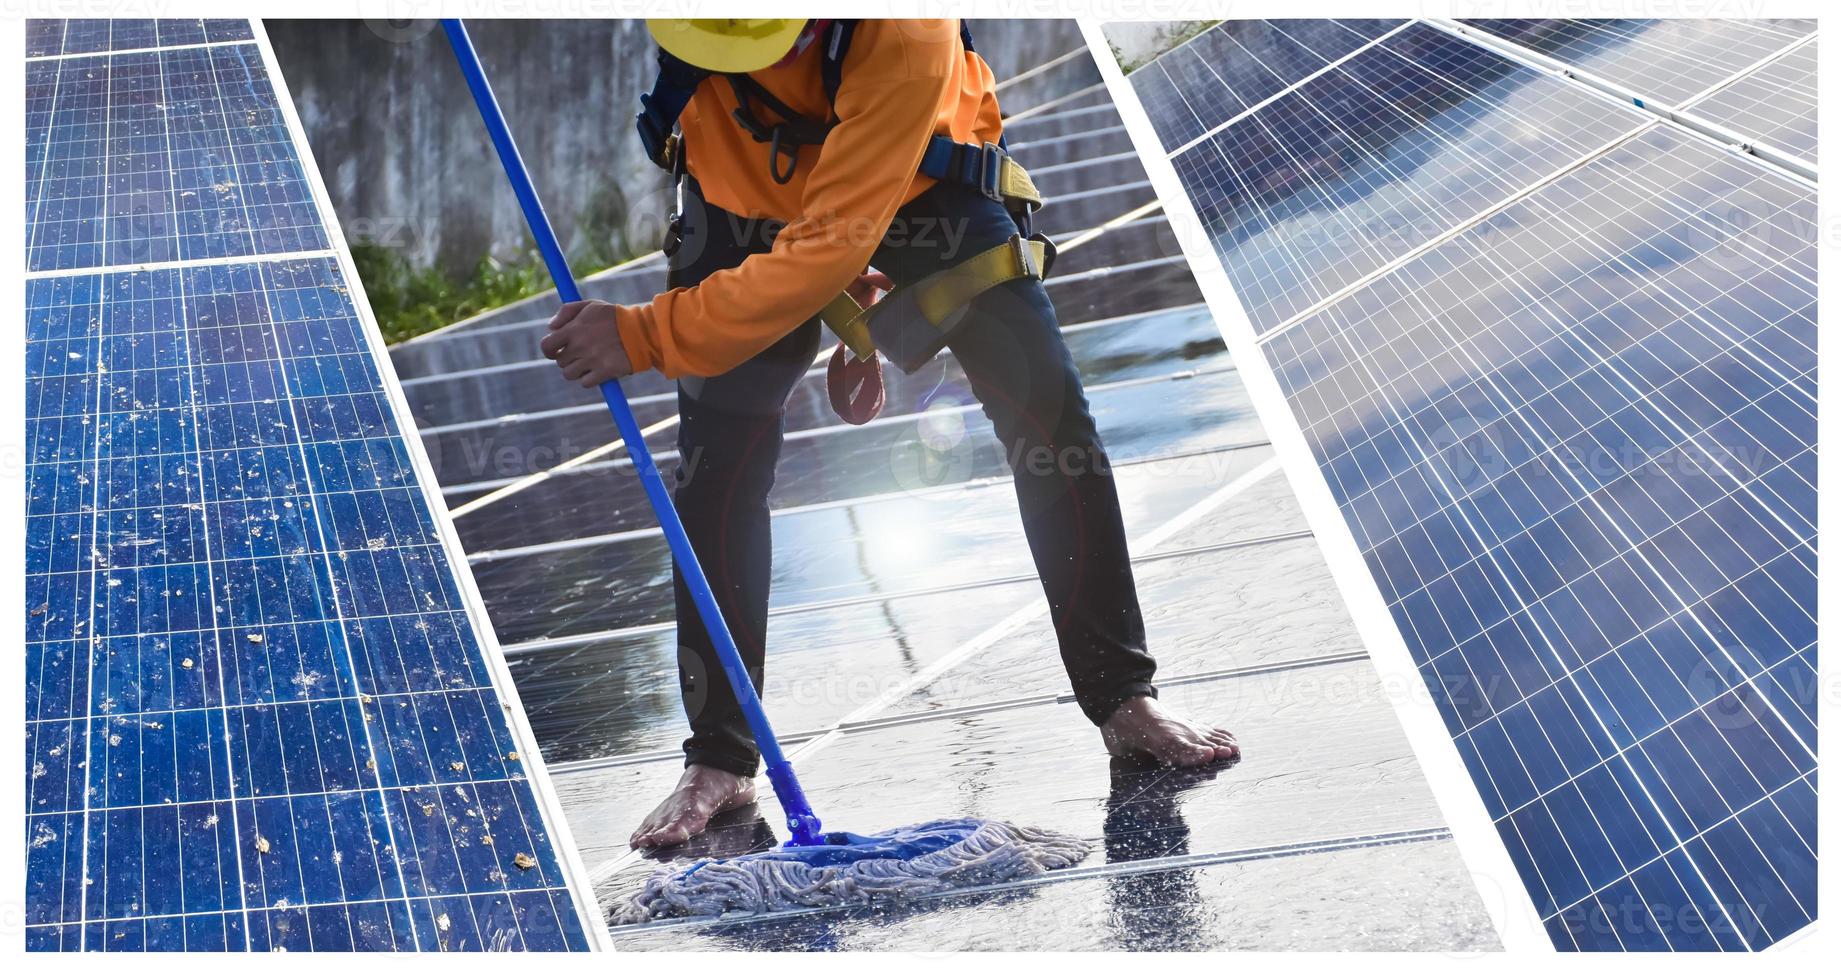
[1100,696,1239,767]
[629,764,758,849]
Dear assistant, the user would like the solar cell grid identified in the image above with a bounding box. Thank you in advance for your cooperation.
[1172,21,1645,335]
[23,19,594,952]
[1261,125,1814,949]
[1131,19,1406,152]
[1462,19,1815,106]
[1139,16,1816,950]
[24,42,328,274]
[26,19,255,57]
[1688,39,1818,164]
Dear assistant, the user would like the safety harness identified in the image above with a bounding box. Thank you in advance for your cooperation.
[635,20,1056,423]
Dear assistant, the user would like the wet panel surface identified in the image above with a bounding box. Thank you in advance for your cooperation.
[456,363,1256,553]
[885,533,1360,717]
[583,659,1449,908]
[446,304,1231,523]
[508,481,1321,764]
[611,838,1499,951]
[471,445,1278,644]
[372,51,1497,951]
[510,576,1043,764]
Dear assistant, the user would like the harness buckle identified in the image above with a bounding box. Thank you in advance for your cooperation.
[1010,233,1037,280]
[978,142,1007,203]
[662,213,684,258]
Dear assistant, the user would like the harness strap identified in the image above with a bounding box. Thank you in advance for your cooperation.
[724,73,835,184]
[821,233,1053,366]
[637,49,709,168]
[917,138,1042,210]
[819,20,855,105]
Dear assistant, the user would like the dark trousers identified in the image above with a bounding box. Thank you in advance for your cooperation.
[669,179,1157,776]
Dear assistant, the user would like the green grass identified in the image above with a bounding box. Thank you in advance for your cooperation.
[351,175,662,344]
[350,241,571,345]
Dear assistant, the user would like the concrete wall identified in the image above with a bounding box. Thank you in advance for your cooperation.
[268,19,1093,277]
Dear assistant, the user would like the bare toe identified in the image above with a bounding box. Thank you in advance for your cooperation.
[1099,696,1240,768]
[627,765,757,850]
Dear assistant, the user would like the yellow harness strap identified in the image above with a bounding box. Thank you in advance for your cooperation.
[992,155,1043,211]
[823,233,1050,360]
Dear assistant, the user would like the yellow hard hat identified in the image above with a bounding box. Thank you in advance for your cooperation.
[646,19,807,73]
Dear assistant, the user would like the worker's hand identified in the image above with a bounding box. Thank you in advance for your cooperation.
[846,269,893,309]
[541,300,635,387]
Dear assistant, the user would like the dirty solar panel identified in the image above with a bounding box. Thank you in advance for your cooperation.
[23,20,591,952]
[1147,19,1816,951]
[23,40,329,274]
[1461,19,1816,107]
[25,19,255,57]
[1168,21,1646,334]
[1687,39,1818,164]
[1130,19,1406,152]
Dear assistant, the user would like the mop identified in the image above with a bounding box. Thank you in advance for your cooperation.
[441,20,1091,924]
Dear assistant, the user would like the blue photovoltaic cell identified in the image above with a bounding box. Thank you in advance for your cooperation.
[24,20,592,953]
[1688,39,1818,165]
[26,19,254,57]
[1130,19,1405,152]
[1169,21,1645,335]
[1263,124,1815,951]
[1146,18,1816,951]
[24,41,328,274]
[1462,19,1815,107]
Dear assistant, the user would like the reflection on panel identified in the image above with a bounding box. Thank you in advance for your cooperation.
[1138,15,1818,951]
[1172,21,1644,334]
[1689,39,1818,164]
[1131,19,1405,151]
[1264,125,1814,951]
[1462,19,1815,105]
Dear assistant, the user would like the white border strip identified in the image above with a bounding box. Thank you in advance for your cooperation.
[23,36,254,62]
[1079,16,1547,954]
[24,247,340,280]
[251,21,610,951]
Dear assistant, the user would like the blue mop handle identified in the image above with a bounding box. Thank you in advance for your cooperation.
[441,19,823,847]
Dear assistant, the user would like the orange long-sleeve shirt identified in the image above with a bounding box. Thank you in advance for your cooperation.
[614,19,1003,379]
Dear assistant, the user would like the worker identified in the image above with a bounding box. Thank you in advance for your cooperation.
[538,19,1239,849]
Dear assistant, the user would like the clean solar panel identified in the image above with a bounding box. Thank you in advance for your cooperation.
[23,19,596,952]
[1170,21,1646,334]
[1142,18,1816,950]
[1462,19,1815,106]
[1688,39,1818,164]
[1131,19,1406,151]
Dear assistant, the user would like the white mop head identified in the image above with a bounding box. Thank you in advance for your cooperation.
[613,818,1091,924]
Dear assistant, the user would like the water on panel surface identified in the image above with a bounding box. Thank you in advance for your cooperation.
[379,28,1499,950]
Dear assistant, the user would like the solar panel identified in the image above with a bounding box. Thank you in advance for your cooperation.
[1462,19,1815,106]
[23,19,598,951]
[1130,19,1407,151]
[1140,18,1816,951]
[1688,39,1818,164]
[26,19,255,57]
[1169,21,1645,334]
